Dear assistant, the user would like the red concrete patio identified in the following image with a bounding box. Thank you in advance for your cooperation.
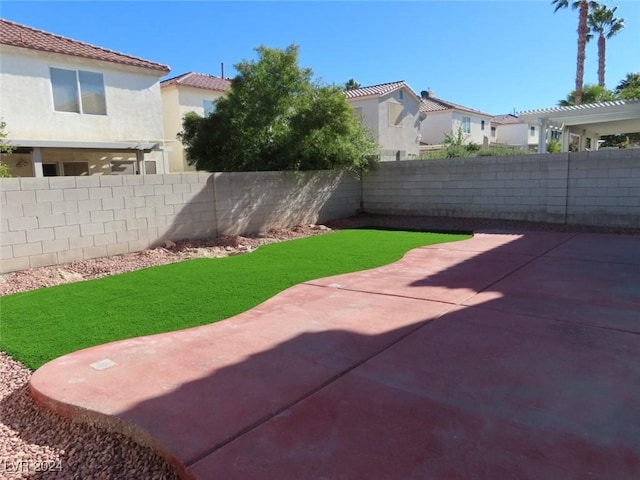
[30,231,640,479]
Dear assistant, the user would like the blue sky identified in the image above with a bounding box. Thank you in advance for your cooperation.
[2,1,639,115]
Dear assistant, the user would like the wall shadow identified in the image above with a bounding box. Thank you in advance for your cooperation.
[154,169,360,247]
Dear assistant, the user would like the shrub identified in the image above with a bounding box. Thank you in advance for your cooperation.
[547,139,562,153]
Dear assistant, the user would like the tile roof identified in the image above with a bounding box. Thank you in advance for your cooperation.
[420,96,492,117]
[491,114,524,125]
[0,18,170,73]
[345,81,418,100]
[160,72,231,92]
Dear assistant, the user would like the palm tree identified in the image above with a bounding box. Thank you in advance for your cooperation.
[615,72,640,98]
[552,0,598,105]
[558,83,616,105]
[588,5,625,88]
[344,78,361,91]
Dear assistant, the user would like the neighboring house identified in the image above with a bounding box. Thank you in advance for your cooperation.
[490,114,558,152]
[0,19,170,177]
[345,81,422,161]
[419,91,493,148]
[160,72,231,172]
[519,100,640,152]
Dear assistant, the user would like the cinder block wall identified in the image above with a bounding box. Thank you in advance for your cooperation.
[565,150,640,226]
[0,171,361,273]
[2,151,637,274]
[213,170,360,235]
[0,173,217,273]
[363,154,558,222]
[362,149,639,226]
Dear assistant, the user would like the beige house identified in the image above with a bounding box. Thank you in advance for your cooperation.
[346,81,422,161]
[0,19,170,177]
[160,72,231,172]
[419,92,494,148]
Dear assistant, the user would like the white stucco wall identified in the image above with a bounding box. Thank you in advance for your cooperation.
[0,45,165,144]
[160,84,228,173]
[420,111,454,144]
[349,97,380,145]
[451,112,492,146]
[420,110,492,146]
[494,123,536,147]
[349,88,420,161]
[377,89,420,160]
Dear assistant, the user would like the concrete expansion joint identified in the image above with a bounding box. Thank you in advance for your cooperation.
[304,281,461,308]
[471,233,580,300]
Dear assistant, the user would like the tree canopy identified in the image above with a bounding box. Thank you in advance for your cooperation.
[558,72,640,106]
[178,45,378,173]
[615,72,640,100]
[344,78,361,91]
[558,83,616,106]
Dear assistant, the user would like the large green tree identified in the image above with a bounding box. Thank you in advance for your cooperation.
[552,0,598,105]
[615,72,640,99]
[588,5,625,88]
[178,45,378,173]
[600,72,640,147]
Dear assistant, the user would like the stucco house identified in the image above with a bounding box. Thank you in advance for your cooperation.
[490,114,559,152]
[160,72,231,172]
[0,19,170,177]
[419,92,493,148]
[345,81,422,161]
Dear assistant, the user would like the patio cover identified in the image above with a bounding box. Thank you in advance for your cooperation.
[9,139,159,152]
[518,99,640,151]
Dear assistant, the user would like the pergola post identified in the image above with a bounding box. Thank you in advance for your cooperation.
[136,149,145,175]
[32,147,43,177]
[537,118,548,154]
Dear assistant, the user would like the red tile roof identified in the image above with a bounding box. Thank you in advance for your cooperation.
[345,81,419,100]
[160,72,231,92]
[0,18,170,74]
[420,95,491,117]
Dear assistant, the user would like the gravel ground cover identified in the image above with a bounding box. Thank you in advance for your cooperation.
[1,214,637,479]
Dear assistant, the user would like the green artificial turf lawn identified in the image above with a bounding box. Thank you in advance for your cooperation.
[0,229,470,370]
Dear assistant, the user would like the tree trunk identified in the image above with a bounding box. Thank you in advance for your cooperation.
[598,34,606,88]
[575,0,590,105]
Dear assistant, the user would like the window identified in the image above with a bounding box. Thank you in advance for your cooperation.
[461,116,471,134]
[491,126,496,137]
[481,120,485,130]
[43,164,58,177]
[203,99,217,116]
[530,126,536,137]
[145,161,157,174]
[50,68,106,115]
[399,90,404,100]
[388,102,403,126]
